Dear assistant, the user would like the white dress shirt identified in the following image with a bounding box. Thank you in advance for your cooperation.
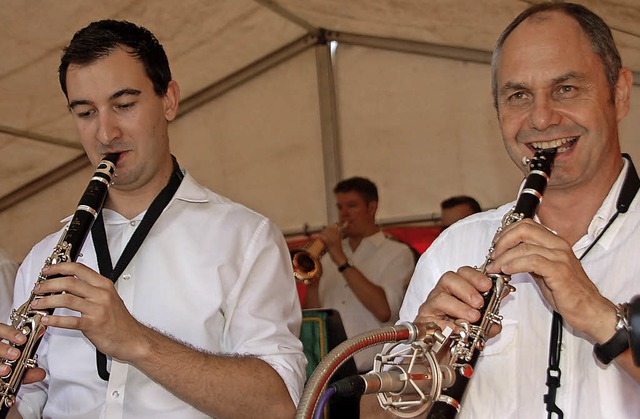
[0,248,18,323]
[319,231,415,371]
[401,159,640,418]
[14,172,306,419]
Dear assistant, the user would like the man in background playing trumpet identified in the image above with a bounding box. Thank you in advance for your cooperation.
[302,176,415,373]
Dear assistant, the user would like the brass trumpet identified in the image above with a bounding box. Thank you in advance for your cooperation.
[291,223,346,285]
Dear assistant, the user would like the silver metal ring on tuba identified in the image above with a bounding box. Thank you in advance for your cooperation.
[0,154,118,418]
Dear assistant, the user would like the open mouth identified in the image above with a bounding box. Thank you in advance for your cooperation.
[530,136,578,154]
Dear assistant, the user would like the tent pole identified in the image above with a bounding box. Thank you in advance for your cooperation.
[315,37,341,224]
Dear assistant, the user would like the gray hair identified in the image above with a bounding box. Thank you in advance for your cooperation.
[491,2,621,112]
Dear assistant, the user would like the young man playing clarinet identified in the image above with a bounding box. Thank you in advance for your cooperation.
[0,20,305,419]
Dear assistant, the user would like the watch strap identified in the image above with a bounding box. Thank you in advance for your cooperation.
[594,328,629,364]
[629,296,640,366]
[594,305,631,365]
[337,260,352,273]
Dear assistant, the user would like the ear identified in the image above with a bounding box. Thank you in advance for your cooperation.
[614,67,633,122]
[163,80,180,121]
[368,200,378,216]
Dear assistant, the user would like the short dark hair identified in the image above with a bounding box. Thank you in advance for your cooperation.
[59,20,172,98]
[491,2,621,111]
[441,195,481,213]
[334,177,378,204]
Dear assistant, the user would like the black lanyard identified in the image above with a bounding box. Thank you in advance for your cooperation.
[91,155,184,381]
[544,154,640,418]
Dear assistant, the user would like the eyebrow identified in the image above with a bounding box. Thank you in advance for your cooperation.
[500,81,528,95]
[499,71,587,95]
[68,88,142,110]
[551,71,586,85]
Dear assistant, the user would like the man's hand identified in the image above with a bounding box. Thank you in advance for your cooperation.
[0,323,46,385]
[30,262,147,362]
[315,223,347,265]
[414,266,500,338]
[485,218,616,343]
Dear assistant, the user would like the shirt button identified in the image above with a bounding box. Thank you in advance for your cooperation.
[112,390,120,399]
[130,220,137,227]
[122,274,131,281]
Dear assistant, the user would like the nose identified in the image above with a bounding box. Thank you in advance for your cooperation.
[528,95,561,131]
[96,111,121,145]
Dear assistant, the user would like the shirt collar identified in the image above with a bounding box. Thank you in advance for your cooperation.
[574,157,630,253]
[59,170,210,225]
[367,230,388,247]
[172,171,209,203]
[343,230,386,249]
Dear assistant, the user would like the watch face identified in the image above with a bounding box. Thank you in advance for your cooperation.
[619,303,631,330]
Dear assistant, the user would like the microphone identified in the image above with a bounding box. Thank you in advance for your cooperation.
[331,363,454,398]
[296,322,453,419]
[326,328,456,418]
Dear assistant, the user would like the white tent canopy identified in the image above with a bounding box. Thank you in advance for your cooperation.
[1,0,639,261]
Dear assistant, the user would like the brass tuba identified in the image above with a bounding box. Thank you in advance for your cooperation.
[291,223,345,285]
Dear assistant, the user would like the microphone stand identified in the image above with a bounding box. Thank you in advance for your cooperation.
[295,322,450,419]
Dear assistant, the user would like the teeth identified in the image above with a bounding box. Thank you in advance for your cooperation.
[531,137,577,152]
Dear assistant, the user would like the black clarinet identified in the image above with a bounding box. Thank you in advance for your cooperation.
[0,153,118,417]
[428,149,557,418]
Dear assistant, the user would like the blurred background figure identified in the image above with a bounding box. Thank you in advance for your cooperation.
[0,248,18,322]
[401,195,481,293]
[439,195,481,231]
[302,176,414,373]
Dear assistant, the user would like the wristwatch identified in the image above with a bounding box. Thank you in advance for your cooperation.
[337,260,353,273]
[593,303,630,365]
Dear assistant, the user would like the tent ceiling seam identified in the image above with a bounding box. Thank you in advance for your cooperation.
[0,153,89,213]
[176,34,318,118]
[328,31,493,65]
[0,124,82,150]
[253,0,320,35]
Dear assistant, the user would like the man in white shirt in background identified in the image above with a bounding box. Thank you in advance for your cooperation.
[303,176,415,373]
[0,248,18,322]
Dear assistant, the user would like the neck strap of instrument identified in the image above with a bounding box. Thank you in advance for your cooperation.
[91,155,184,381]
